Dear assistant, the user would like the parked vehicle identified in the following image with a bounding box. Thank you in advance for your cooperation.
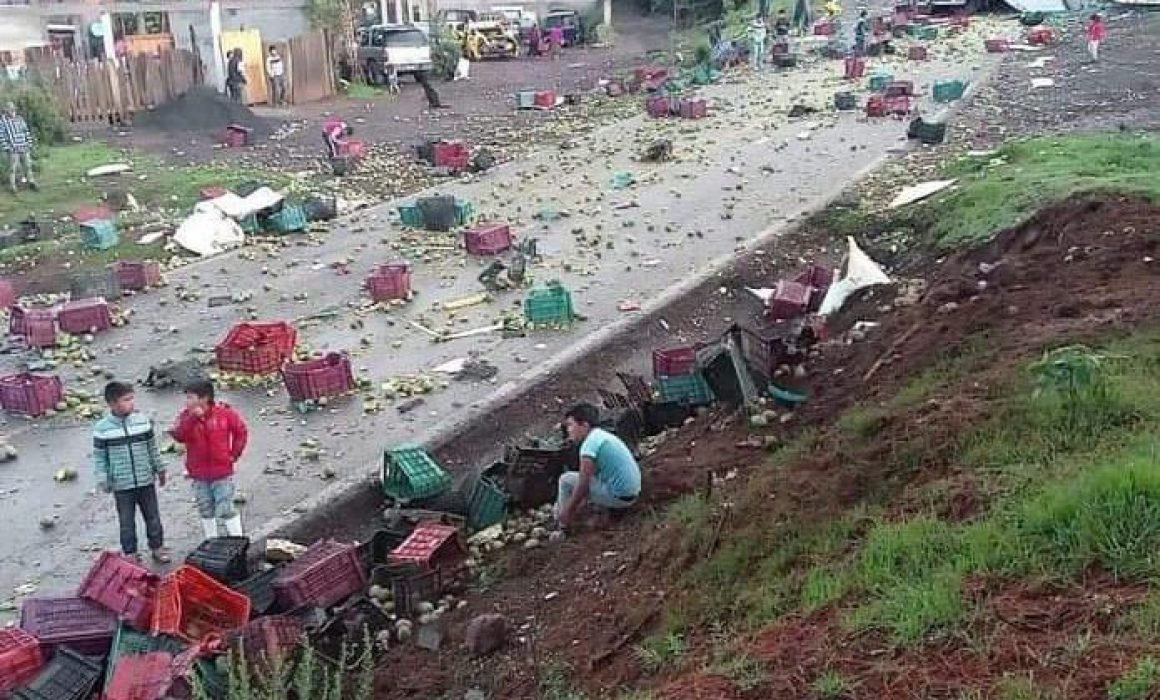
[464,20,520,59]
[356,24,433,84]
[542,9,582,45]
[438,8,479,33]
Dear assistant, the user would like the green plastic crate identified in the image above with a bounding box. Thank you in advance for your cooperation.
[269,203,307,234]
[381,445,452,502]
[918,26,938,40]
[868,73,893,92]
[81,220,119,251]
[454,200,475,227]
[239,214,260,234]
[397,204,424,228]
[106,623,186,690]
[467,477,506,531]
[932,79,967,103]
[523,283,575,327]
[655,373,715,406]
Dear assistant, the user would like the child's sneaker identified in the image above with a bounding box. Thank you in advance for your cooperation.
[151,548,172,564]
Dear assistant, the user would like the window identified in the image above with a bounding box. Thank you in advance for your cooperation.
[142,12,169,34]
[384,29,427,47]
[370,29,386,47]
[112,12,140,39]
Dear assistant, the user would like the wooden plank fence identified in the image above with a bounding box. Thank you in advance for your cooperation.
[272,30,337,105]
[22,49,201,124]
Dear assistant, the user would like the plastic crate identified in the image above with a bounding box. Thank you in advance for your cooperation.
[20,596,116,656]
[397,204,424,228]
[432,141,469,171]
[282,352,355,402]
[77,551,159,631]
[366,262,412,303]
[524,284,575,327]
[843,57,866,79]
[867,73,893,92]
[381,445,451,502]
[933,79,967,103]
[767,280,812,320]
[234,616,302,673]
[417,195,457,232]
[0,373,64,417]
[652,345,700,378]
[515,90,536,109]
[646,95,672,118]
[232,566,282,618]
[833,91,857,111]
[813,20,835,35]
[917,25,938,40]
[214,322,297,375]
[268,203,307,234]
[654,373,715,406]
[678,98,707,119]
[907,45,928,61]
[9,307,56,349]
[467,477,506,531]
[388,521,466,572]
[56,297,112,334]
[908,117,947,145]
[10,648,103,700]
[110,261,162,292]
[454,200,475,227]
[0,628,43,696]
[0,279,15,309]
[738,326,794,381]
[272,540,366,610]
[105,624,185,691]
[104,651,173,700]
[337,139,366,158]
[884,80,915,98]
[184,536,251,584]
[357,528,412,572]
[464,222,513,256]
[533,90,556,108]
[984,38,1009,53]
[152,565,251,644]
[238,214,261,234]
[80,219,119,251]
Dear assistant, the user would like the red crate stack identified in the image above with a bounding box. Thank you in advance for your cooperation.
[533,90,556,108]
[366,262,412,303]
[432,141,469,171]
[793,264,835,312]
[984,38,1009,53]
[389,521,467,573]
[464,222,513,255]
[0,373,64,417]
[233,616,303,673]
[0,628,44,696]
[908,45,928,61]
[8,307,56,348]
[652,345,700,378]
[678,98,707,119]
[20,596,117,655]
[56,297,112,334]
[152,565,250,644]
[77,551,159,632]
[272,540,365,610]
[766,280,812,321]
[104,651,173,700]
[282,352,355,403]
[214,322,297,375]
[110,261,162,292]
[844,57,866,79]
[646,96,671,118]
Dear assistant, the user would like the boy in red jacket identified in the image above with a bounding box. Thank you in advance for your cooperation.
[169,379,249,539]
[1086,13,1105,62]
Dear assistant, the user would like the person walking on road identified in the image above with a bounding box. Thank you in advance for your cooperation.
[226,48,247,103]
[853,10,869,56]
[0,101,36,194]
[265,45,287,106]
[555,404,641,530]
[1085,13,1105,62]
[169,379,249,539]
[748,16,767,71]
[414,71,449,109]
[93,381,171,563]
[547,25,564,59]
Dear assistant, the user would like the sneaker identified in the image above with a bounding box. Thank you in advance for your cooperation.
[151,548,172,564]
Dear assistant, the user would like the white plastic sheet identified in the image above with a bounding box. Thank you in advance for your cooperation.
[173,208,245,257]
[200,187,284,220]
[818,237,891,316]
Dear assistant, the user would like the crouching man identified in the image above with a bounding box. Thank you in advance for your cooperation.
[555,403,641,529]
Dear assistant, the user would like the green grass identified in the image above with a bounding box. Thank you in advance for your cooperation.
[635,631,687,674]
[1108,657,1160,700]
[1117,592,1160,637]
[708,652,768,692]
[812,669,853,698]
[993,674,1062,700]
[344,82,390,100]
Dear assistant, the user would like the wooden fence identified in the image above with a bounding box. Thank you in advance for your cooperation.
[272,30,336,105]
[22,49,201,123]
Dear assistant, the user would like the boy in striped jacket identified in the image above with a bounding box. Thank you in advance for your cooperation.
[92,381,170,563]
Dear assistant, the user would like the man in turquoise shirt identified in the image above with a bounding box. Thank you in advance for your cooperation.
[556,403,641,528]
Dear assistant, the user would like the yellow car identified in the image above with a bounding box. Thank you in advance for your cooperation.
[463,21,519,60]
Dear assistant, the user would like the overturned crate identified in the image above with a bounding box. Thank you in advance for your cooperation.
[381,445,452,503]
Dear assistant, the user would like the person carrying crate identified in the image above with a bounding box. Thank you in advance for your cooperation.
[322,116,353,159]
[555,403,641,530]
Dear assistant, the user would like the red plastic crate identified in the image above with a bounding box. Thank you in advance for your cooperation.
[984,38,1009,53]
[885,95,912,116]
[633,65,667,83]
[73,205,113,224]
[8,307,56,348]
[214,321,297,375]
[337,139,366,158]
[56,297,112,334]
[867,94,911,116]
[20,596,117,655]
[813,20,835,36]
[388,521,467,573]
[646,96,671,118]
[272,540,366,610]
[793,264,834,291]
[110,261,162,292]
[464,222,513,255]
[766,280,812,321]
[233,616,302,672]
[223,124,251,148]
[77,551,159,632]
[652,345,700,378]
[949,13,969,28]
[152,565,250,644]
[884,80,914,97]
[282,352,355,402]
[1027,26,1054,45]
[0,628,44,696]
[678,98,707,119]
[432,141,469,171]
[104,651,173,700]
[844,57,866,79]
[533,91,556,108]
[0,373,64,417]
[907,45,928,61]
[366,262,412,303]
[0,279,15,309]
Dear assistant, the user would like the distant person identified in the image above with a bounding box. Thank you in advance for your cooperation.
[1085,13,1105,62]
[169,379,249,539]
[555,403,641,529]
[528,23,542,57]
[265,45,286,106]
[226,48,247,102]
[774,8,791,38]
[93,381,170,563]
[748,16,767,70]
[414,70,448,109]
[792,0,813,35]
[386,63,401,93]
[322,116,352,159]
[0,101,36,194]
[547,24,564,59]
[853,10,869,56]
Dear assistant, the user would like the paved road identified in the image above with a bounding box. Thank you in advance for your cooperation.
[0,18,1006,611]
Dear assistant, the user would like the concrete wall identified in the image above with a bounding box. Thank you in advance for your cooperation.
[0,7,50,55]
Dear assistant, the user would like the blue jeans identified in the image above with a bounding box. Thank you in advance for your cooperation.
[193,477,237,520]
[113,484,164,554]
[555,471,637,517]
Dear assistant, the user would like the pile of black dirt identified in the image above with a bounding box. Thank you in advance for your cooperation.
[133,87,273,137]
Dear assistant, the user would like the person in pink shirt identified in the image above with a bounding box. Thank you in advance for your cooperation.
[1085,13,1105,62]
[548,25,564,59]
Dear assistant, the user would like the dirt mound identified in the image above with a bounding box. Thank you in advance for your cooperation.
[133,86,272,137]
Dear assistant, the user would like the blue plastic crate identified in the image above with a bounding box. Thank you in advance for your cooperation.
[933,79,968,103]
[654,373,715,406]
[80,220,118,251]
[269,204,307,234]
[523,284,575,327]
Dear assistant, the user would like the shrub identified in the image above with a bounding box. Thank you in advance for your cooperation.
[0,84,65,146]
[431,33,462,80]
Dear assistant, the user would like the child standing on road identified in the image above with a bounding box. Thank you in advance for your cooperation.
[1085,13,1105,62]
[169,379,249,540]
[93,381,170,563]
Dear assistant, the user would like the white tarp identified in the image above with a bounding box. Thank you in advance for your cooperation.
[818,237,892,316]
[1002,0,1066,11]
[199,187,284,220]
[889,179,957,209]
[173,208,245,257]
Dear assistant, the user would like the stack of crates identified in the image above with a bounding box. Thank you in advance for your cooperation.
[523,283,575,328]
[381,445,452,503]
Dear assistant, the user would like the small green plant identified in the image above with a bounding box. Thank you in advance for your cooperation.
[540,660,590,700]
[709,652,768,692]
[1108,656,1160,700]
[994,673,1061,700]
[193,633,374,700]
[635,632,687,673]
[1118,593,1160,636]
[812,669,851,698]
